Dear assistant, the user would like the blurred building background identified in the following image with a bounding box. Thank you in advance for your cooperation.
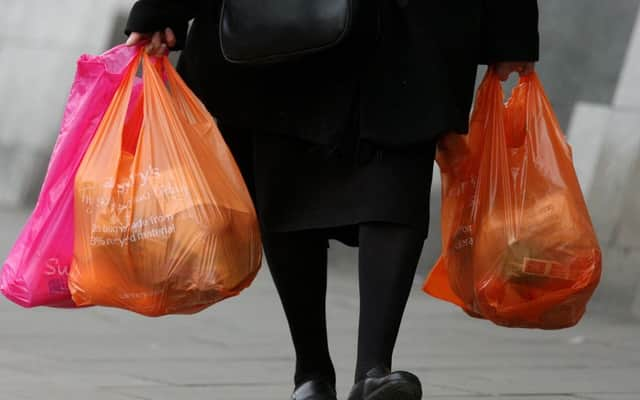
[1,0,640,319]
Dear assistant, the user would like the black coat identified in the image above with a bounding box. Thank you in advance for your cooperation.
[126,0,539,148]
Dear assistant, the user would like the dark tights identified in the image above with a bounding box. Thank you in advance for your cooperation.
[262,222,425,386]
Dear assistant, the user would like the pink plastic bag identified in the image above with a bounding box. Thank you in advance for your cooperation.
[1,45,142,308]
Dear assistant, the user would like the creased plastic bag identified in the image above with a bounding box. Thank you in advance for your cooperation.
[68,52,262,317]
[1,45,142,308]
[423,71,602,329]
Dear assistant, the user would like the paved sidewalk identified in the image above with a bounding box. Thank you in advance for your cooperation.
[1,209,639,400]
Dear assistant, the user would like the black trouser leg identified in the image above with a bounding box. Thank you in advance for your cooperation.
[262,229,336,387]
[355,222,425,382]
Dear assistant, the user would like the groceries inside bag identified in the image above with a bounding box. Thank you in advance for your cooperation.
[69,52,262,317]
[423,71,602,329]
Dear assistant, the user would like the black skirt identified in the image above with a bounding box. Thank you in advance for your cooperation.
[218,118,438,248]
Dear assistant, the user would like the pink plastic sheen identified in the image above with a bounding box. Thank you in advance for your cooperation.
[1,45,142,308]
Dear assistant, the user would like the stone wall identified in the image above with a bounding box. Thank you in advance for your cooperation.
[569,5,640,319]
[0,0,132,207]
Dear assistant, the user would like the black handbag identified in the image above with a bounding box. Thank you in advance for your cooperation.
[219,0,354,64]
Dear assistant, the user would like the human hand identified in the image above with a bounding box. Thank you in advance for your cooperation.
[492,62,535,81]
[126,27,176,56]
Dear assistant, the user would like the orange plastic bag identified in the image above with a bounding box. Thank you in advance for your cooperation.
[69,51,262,316]
[423,71,602,329]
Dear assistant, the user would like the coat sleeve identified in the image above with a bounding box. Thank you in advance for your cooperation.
[125,0,205,50]
[481,0,540,63]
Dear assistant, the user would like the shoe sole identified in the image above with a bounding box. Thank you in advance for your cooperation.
[364,376,422,400]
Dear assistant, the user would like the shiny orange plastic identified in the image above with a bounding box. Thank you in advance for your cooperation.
[423,71,602,329]
[69,52,262,317]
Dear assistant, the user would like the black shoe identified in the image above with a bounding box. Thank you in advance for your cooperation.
[347,366,422,400]
[291,379,338,400]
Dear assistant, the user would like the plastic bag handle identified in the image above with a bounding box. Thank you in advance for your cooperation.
[161,57,213,126]
[473,69,517,239]
[80,47,143,164]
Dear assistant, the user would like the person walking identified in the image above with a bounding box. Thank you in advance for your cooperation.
[125,1,539,399]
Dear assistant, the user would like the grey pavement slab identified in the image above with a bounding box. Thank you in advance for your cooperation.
[421,397,578,400]
[579,395,640,400]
